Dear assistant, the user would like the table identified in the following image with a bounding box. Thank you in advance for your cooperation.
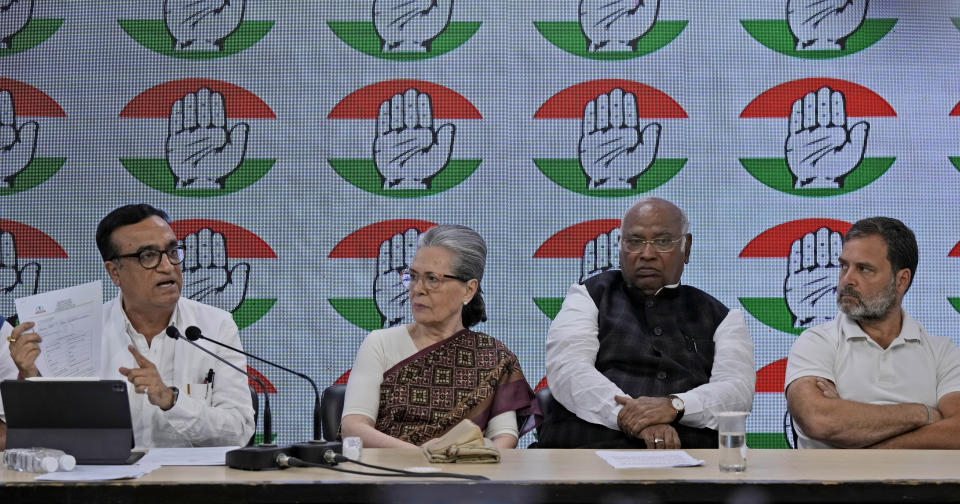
[3,448,960,503]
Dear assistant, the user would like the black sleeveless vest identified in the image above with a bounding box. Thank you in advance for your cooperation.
[538,271,728,448]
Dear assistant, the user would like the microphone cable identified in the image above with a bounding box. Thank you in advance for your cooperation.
[275,451,489,481]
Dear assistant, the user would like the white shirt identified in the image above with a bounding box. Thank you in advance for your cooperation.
[545,282,755,431]
[0,321,18,422]
[343,325,519,440]
[101,295,255,448]
[785,310,960,449]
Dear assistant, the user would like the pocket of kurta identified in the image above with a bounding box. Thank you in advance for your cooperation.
[185,383,213,405]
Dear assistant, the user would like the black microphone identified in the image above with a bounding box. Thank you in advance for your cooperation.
[165,326,272,445]
[185,325,322,441]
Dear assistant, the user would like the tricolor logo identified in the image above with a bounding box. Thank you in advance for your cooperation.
[328,1,479,61]
[169,219,277,330]
[738,218,851,336]
[0,219,67,317]
[739,78,895,197]
[534,80,686,197]
[532,219,620,319]
[327,80,481,198]
[0,1,62,56]
[534,1,686,60]
[751,358,791,448]
[946,100,960,174]
[119,2,273,59]
[119,79,276,197]
[0,79,66,196]
[948,242,960,314]
[741,1,895,59]
[328,219,437,330]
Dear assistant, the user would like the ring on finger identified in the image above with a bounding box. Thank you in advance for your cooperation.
[654,438,664,445]
[6,336,15,343]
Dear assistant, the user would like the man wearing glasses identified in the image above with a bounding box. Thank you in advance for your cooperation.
[539,197,755,449]
[4,204,254,448]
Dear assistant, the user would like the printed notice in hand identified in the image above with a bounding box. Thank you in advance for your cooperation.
[14,280,102,377]
[595,450,705,469]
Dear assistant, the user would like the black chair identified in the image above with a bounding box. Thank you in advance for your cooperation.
[783,409,798,449]
[248,385,259,446]
[321,383,347,441]
[527,386,557,448]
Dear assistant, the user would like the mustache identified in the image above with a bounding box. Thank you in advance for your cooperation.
[837,286,862,301]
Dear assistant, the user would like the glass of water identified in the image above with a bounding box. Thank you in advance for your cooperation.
[717,411,749,472]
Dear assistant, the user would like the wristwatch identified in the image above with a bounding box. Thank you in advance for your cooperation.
[668,395,685,425]
[166,386,180,410]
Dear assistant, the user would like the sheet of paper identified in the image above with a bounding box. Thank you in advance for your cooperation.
[34,462,161,481]
[138,446,239,466]
[595,450,705,469]
[14,281,102,377]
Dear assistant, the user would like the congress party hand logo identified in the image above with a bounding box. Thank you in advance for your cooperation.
[120,79,276,197]
[0,80,65,196]
[532,219,620,319]
[0,219,66,317]
[328,220,437,330]
[329,0,479,61]
[740,78,895,197]
[328,80,481,198]
[119,1,273,59]
[948,243,960,315]
[741,0,894,59]
[0,0,61,56]
[534,80,686,197]
[739,219,851,335]
[534,1,686,61]
[170,219,276,330]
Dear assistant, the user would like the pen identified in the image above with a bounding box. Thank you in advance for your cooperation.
[204,368,215,385]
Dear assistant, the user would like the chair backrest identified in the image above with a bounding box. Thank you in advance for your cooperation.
[321,384,347,441]
[536,386,557,422]
[783,409,798,449]
[248,385,259,446]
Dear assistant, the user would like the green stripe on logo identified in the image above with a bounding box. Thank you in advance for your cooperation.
[233,298,277,330]
[739,297,805,336]
[327,22,481,61]
[533,21,687,60]
[0,158,66,196]
[739,157,894,197]
[119,158,276,197]
[740,19,896,59]
[328,298,383,332]
[118,20,274,59]
[327,159,481,198]
[533,297,563,320]
[0,19,63,57]
[533,158,685,197]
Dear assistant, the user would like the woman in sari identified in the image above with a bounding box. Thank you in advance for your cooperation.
[340,225,538,449]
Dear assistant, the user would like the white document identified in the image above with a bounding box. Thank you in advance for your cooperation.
[595,450,705,469]
[138,446,239,466]
[34,462,161,481]
[14,281,102,377]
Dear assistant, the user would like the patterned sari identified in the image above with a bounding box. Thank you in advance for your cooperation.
[374,328,539,446]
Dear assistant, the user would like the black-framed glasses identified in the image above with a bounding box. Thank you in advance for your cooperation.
[112,245,186,269]
[620,236,684,254]
[401,270,468,290]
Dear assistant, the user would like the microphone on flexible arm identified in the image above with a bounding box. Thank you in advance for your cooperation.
[166,326,291,470]
[184,325,321,442]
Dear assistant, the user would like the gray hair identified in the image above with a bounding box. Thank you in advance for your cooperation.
[418,224,487,326]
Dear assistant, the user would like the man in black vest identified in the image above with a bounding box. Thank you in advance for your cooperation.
[539,198,755,448]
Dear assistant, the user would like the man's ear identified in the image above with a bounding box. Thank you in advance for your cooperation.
[895,267,911,294]
[683,234,692,264]
[104,261,122,287]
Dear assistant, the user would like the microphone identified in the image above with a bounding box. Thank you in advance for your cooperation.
[185,325,322,441]
[165,326,273,445]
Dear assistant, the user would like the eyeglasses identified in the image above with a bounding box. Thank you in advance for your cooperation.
[620,236,684,253]
[401,270,468,290]
[112,245,186,269]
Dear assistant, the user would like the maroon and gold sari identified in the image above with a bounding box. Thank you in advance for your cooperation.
[374,328,539,446]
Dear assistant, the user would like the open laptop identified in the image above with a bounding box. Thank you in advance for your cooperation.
[1,379,144,465]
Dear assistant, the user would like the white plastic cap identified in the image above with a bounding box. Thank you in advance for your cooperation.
[58,455,76,471]
[40,456,58,473]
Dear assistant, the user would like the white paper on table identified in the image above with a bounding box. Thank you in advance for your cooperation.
[595,450,705,469]
[138,446,239,466]
[14,281,102,377]
[34,462,161,481]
